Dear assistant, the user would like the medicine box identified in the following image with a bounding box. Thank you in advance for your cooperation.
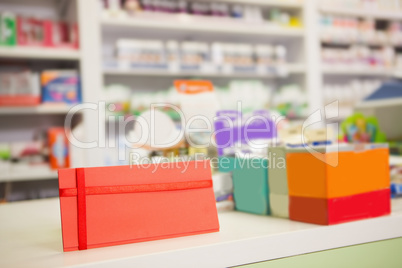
[286,144,390,225]
[41,70,81,105]
[232,157,270,215]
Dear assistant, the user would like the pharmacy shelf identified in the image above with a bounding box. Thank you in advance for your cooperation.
[0,105,78,115]
[0,46,80,60]
[200,0,303,9]
[355,97,402,109]
[319,6,402,20]
[103,64,306,78]
[101,17,304,38]
[322,68,397,77]
[0,198,401,267]
[0,169,58,183]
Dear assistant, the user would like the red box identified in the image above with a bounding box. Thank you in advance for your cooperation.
[289,189,391,225]
[58,161,219,251]
[17,16,45,46]
[43,21,79,49]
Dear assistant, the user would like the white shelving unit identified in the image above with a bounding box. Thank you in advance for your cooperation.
[319,6,402,20]
[101,16,304,37]
[88,0,316,166]
[315,0,402,122]
[0,169,58,183]
[103,63,306,78]
[0,105,79,115]
[0,0,88,184]
[0,46,81,60]
[322,68,398,77]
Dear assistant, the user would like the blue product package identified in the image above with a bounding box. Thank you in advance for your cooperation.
[41,70,82,104]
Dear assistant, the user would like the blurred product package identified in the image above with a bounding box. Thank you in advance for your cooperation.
[110,38,288,76]
[41,70,82,105]
[48,128,70,170]
[0,12,17,46]
[0,70,40,106]
[100,0,302,28]
[0,11,78,49]
[10,140,48,173]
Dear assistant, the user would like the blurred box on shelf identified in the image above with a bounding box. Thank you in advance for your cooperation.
[48,128,70,170]
[41,70,81,105]
[17,16,45,46]
[212,172,234,211]
[268,146,289,218]
[0,11,79,49]
[0,70,40,106]
[232,157,270,215]
[10,140,49,173]
[287,144,390,225]
[43,21,79,49]
[58,160,219,251]
[214,110,276,156]
[0,143,11,176]
[101,0,302,29]
[0,12,17,46]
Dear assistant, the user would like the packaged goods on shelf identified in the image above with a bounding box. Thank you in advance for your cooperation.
[0,11,79,49]
[111,38,289,75]
[323,79,382,118]
[0,12,17,46]
[103,84,131,116]
[180,41,210,71]
[116,39,167,69]
[0,143,11,176]
[320,14,402,46]
[0,70,40,106]
[10,141,49,173]
[340,113,386,143]
[106,80,273,119]
[100,0,301,28]
[212,172,234,211]
[217,80,272,111]
[321,45,395,69]
[320,0,402,10]
[41,70,81,105]
[48,128,70,170]
[272,84,307,119]
[214,110,276,157]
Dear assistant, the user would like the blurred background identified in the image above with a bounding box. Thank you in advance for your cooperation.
[1,0,402,202]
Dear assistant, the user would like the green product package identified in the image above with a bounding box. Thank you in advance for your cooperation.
[0,12,17,46]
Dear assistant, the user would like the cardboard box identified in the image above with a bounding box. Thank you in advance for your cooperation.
[268,146,288,218]
[58,160,219,251]
[232,157,270,215]
[286,144,390,225]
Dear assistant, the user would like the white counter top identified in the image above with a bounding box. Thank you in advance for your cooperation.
[1,198,401,268]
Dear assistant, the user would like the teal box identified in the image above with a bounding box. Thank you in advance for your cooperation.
[232,157,270,215]
[218,156,237,173]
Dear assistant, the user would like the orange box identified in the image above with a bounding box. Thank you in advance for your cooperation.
[48,128,70,169]
[286,145,389,199]
[58,160,219,251]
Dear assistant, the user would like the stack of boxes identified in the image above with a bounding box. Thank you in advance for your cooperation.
[287,144,390,225]
[219,139,391,225]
